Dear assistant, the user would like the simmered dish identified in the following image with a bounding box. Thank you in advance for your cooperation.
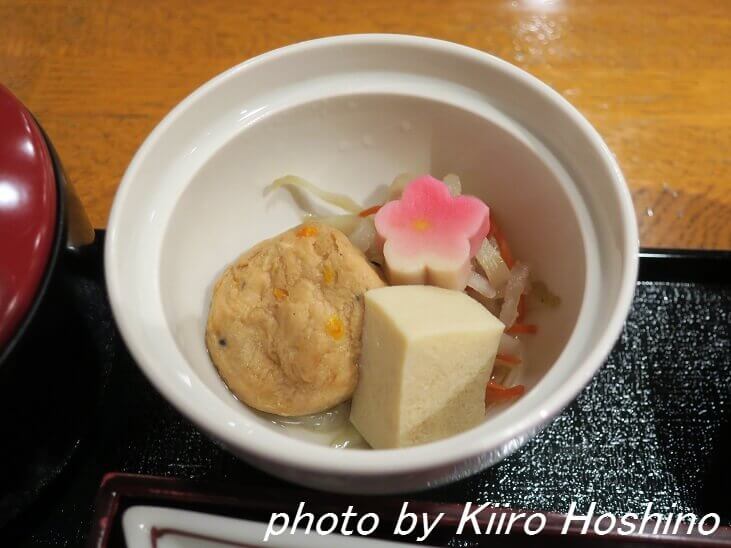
[205,174,559,449]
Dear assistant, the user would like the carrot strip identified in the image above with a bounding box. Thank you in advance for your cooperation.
[506,323,538,335]
[358,204,382,217]
[296,225,318,238]
[486,382,525,402]
[496,353,522,365]
[489,219,515,269]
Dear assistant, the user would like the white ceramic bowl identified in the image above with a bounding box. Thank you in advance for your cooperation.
[105,34,638,494]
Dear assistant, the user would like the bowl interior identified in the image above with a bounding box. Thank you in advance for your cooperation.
[159,92,588,444]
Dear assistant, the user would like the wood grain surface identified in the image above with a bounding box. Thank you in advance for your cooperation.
[1,0,729,249]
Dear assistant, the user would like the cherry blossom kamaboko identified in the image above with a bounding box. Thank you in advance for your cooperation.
[374,175,491,291]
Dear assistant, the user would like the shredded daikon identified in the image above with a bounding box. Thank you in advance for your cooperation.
[499,262,530,328]
[349,216,377,254]
[476,237,512,290]
[496,334,524,367]
[465,287,501,317]
[366,245,385,266]
[388,172,418,200]
[443,173,462,196]
[467,269,497,299]
[303,213,361,235]
[271,175,363,213]
[498,333,522,356]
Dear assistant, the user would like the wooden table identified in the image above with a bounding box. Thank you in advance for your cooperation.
[2,0,729,249]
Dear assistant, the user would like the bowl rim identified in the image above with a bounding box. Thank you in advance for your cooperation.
[105,33,639,477]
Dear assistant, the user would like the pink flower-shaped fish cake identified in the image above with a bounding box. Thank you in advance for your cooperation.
[375,175,490,290]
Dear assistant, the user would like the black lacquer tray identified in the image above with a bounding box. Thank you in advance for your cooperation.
[0,232,729,547]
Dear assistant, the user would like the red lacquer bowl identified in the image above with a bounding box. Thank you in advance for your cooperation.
[0,84,97,530]
[0,84,94,365]
[0,84,59,357]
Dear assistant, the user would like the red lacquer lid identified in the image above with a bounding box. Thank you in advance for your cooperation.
[0,84,57,352]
